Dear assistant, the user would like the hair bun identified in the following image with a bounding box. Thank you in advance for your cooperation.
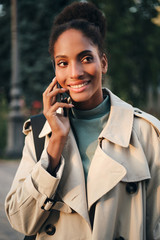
[54,2,106,38]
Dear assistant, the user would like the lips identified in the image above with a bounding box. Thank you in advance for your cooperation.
[69,81,88,89]
[68,81,90,93]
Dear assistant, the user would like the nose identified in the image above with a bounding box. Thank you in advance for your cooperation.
[69,61,84,79]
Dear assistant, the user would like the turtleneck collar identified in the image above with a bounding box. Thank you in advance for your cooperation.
[70,95,110,120]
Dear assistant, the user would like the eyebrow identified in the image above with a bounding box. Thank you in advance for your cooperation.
[55,50,93,59]
[78,50,93,58]
[55,55,68,59]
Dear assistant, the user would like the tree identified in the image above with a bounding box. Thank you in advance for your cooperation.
[0,0,11,103]
[91,0,160,107]
[18,0,77,107]
[0,0,76,108]
[0,0,160,109]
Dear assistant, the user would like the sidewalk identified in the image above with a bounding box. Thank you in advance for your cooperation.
[0,160,23,240]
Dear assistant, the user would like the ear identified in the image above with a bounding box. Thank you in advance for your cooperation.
[101,53,108,74]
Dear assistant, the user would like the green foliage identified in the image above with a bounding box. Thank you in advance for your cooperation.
[18,0,76,106]
[0,0,160,109]
[91,0,160,107]
[0,0,11,102]
[0,94,8,156]
[0,0,76,107]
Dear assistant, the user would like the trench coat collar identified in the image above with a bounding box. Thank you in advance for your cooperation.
[39,120,52,138]
[39,108,62,138]
[39,88,134,148]
[99,88,134,147]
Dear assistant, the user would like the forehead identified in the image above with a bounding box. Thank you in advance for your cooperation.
[54,29,99,58]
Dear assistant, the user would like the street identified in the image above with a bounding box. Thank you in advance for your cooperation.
[0,160,23,240]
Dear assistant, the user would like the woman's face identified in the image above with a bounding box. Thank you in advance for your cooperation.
[54,29,108,110]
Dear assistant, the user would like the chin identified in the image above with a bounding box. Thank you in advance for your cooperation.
[70,93,90,103]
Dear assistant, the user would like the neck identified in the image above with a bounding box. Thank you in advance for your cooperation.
[72,91,103,110]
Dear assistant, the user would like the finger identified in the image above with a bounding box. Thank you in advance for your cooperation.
[43,89,71,114]
[55,102,74,109]
[44,102,73,116]
[50,102,74,112]
[43,77,57,95]
[43,78,57,107]
[43,88,68,105]
[49,88,68,98]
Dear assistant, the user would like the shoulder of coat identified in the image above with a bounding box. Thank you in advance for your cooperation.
[134,107,160,136]
[23,119,32,135]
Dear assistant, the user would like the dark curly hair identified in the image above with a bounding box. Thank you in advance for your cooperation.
[49,1,106,57]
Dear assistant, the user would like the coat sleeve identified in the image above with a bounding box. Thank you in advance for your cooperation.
[5,125,64,235]
[134,112,160,239]
[145,124,160,240]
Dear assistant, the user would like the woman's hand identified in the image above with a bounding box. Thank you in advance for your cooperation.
[43,77,73,173]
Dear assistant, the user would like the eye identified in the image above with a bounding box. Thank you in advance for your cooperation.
[57,61,68,68]
[81,55,93,63]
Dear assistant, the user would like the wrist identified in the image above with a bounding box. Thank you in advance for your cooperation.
[47,134,66,174]
[49,133,67,145]
[47,156,61,176]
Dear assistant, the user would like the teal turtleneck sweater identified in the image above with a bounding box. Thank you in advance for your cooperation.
[69,95,110,181]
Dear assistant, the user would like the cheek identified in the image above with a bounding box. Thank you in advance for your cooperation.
[85,63,99,78]
[55,70,66,87]
[89,63,101,81]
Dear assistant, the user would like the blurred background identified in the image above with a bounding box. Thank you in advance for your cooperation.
[0,0,160,158]
[0,1,160,238]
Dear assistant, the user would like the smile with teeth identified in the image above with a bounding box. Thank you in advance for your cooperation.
[70,81,89,89]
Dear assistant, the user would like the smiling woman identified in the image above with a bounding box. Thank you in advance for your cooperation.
[54,28,107,109]
[5,2,160,240]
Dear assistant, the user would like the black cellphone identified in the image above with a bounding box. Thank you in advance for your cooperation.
[56,82,70,102]
[56,82,65,103]
[56,82,68,117]
[51,59,68,116]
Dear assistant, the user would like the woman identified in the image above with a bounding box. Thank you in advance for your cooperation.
[5,2,160,240]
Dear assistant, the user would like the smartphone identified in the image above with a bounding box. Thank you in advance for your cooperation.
[56,82,68,117]
[51,59,68,116]
[56,82,67,102]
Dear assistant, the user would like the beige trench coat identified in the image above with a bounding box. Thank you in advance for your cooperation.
[5,89,160,240]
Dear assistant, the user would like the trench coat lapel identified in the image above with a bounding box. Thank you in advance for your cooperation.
[39,120,90,225]
[58,129,90,225]
[87,144,126,210]
[101,88,134,147]
[87,89,132,210]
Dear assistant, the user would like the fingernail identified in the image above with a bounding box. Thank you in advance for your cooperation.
[69,104,74,107]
